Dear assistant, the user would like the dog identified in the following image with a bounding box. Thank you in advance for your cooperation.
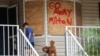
[42,40,56,56]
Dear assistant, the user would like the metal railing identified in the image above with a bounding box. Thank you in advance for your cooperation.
[0,25,39,56]
[18,29,39,56]
[65,26,100,56]
[0,25,19,56]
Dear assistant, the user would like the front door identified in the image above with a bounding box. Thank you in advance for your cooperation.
[0,5,18,55]
[8,5,18,55]
[0,7,7,55]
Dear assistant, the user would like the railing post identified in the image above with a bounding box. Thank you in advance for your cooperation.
[17,25,20,56]
[68,29,89,56]
[19,29,39,56]
[3,26,5,56]
[65,27,69,56]
[65,32,67,56]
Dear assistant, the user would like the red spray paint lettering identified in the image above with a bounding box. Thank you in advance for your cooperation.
[49,16,72,25]
[49,2,72,17]
[48,2,73,25]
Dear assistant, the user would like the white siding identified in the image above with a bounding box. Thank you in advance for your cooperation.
[0,0,9,5]
[82,0,100,26]
[35,36,65,56]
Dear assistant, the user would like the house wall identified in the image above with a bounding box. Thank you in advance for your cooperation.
[82,0,100,26]
[9,0,18,5]
[0,0,24,28]
[0,0,9,5]
[17,0,24,28]
[35,36,65,56]
[25,0,81,2]
[9,0,24,28]
[24,1,81,56]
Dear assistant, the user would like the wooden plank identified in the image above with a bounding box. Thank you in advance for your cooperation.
[25,1,44,35]
[48,1,74,35]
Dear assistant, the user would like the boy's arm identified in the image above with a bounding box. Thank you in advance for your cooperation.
[28,33,31,39]
[33,33,35,36]
[29,32,35,39]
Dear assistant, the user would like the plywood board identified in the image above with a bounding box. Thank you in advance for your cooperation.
[48,1,74,35]
[25,1,82,36]
[25,1,44,35]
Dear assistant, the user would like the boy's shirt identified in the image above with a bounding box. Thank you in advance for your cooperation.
[25,27,34,43]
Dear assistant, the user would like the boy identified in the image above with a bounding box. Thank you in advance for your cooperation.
[23,22,35,47]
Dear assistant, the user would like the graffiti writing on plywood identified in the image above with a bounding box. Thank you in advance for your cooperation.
[49,2,73,25]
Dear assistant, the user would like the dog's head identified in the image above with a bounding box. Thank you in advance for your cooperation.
[50,40,55,46]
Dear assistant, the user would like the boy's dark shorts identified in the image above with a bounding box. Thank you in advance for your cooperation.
[25,42,34,49]
[31,42,34,47]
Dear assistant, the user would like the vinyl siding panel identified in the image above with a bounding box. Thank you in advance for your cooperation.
[18,0,24,28]
[82,0,100,26]
[0,0,9,5]
[35,37,65,56]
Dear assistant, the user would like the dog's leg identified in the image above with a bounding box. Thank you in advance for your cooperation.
[54,52,56,56]
[48,52,52,56]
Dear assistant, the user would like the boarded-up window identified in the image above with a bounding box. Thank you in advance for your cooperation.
[25,1,82,36]
[25,1,44,35]
[48,1,74,35]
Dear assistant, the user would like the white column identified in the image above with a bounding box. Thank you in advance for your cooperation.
[44,0,48,46]
[3,26,5,56]
[73,0,77,43]
[73,0,76,26]
[17,25,20,56]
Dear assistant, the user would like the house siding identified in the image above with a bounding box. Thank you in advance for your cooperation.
[8,0,24,28]
[0,0,9,5]
[82,0,100,26]
[18,0,24,28]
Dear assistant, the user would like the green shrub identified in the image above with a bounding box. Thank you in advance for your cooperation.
[81,29,100,56]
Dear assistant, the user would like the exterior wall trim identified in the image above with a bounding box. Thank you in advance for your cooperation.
[0,5,8,7]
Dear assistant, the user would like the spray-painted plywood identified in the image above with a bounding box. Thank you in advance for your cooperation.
[25,1,82,35]
[48,1,74,35]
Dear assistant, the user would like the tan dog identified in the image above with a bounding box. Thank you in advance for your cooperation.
[42,40,56,56]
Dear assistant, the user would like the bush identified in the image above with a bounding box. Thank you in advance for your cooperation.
[81,29,100,56]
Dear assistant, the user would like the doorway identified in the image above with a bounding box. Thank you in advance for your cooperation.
[0,5,18,24]
[0,5,18,55]
[8,5,18,25]
[0,7,7,55]
[8,5,18,55]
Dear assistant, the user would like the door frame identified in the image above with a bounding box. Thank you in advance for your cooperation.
[0,5,8,7]
[8,5,18,25]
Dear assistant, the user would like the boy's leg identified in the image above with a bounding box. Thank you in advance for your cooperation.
[31,42,34,47]
[31,42,34,56]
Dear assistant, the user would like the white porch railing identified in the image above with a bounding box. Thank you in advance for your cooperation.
[0,25,39,56]
[65,26,100,56]
[18,29,39,56]
[0,25,19,56]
